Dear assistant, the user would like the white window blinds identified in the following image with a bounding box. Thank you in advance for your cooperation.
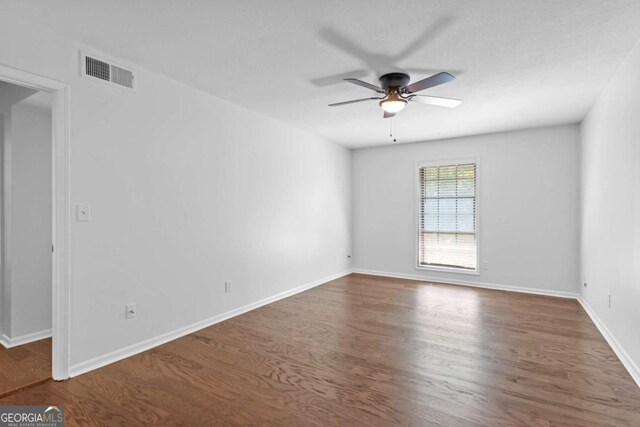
[419,162,477,271]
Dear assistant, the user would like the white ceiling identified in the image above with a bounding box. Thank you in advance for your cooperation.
[0,81,51,111]
[2,0,640,148]
[18,91,52,112]
[0,81,36,107]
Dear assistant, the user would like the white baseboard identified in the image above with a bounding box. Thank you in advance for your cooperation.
[353,268,579,299]
[69,269,353,377]
[577,296,640,388]
[67,268,640,391]
[0,329,52,349]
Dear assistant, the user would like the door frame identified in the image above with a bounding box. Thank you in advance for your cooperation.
[0,64,70,380]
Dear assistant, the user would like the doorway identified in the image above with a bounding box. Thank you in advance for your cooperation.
[0,84,53,395]
[0,65,70,383]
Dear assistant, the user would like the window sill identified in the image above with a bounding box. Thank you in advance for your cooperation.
[416,265,480,276]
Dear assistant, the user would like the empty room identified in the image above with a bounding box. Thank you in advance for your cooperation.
[0,1,639,426]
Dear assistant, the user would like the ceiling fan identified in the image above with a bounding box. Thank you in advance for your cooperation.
[328,72,461,118]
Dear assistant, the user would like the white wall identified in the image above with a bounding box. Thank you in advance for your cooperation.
[0,14,351,369]
[8,101,52,338]
[580,39,640,380]
[0,107,3,336]
[353,125,580,295]
[0,82,38,339]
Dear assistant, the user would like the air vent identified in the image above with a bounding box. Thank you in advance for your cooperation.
[85,56,110,81]
[110,65,134,88]
[81,52,135,91]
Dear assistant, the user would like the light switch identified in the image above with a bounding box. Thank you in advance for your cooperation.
[76,204,91,222]
[126,303,136,319]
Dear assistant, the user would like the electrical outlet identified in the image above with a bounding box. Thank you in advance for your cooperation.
[126,303,136,319]
[481,260,489,270]
[225,280,232,294]
[608,293,611,308]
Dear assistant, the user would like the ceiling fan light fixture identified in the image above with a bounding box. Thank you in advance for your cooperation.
[379,91,407,113]
[331,72,459,118]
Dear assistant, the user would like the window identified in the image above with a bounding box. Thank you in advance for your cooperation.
[418,161,477,272]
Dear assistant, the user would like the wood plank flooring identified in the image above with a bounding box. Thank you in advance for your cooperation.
[1,274,639,426]
[0,338,51,398]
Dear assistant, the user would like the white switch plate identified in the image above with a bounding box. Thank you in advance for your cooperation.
[76,204,91,222]
[126,303,136,319]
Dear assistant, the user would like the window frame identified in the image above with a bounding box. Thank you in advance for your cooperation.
[415,157,480,275]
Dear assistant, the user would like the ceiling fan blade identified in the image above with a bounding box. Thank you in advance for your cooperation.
[311,69,369,87]
[403,72,455,94]
[328,97,379,107]
[344,78,385,93]
[392,17,454,62]
[404,67,463,76]
[409,95,462,108]
[383,111,395,119]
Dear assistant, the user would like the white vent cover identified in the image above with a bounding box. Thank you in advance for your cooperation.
[81,52,135,91]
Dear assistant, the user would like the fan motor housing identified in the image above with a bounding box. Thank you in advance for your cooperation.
[379,72,410,90]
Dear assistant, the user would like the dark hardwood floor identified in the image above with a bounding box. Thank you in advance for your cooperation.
[1,274,639,426]
[0,338,51,398]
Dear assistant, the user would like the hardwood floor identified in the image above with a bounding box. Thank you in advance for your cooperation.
[0,338,51,398]
[1,274,639,426]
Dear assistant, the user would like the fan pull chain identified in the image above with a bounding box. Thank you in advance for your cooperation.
[389,118,397,142]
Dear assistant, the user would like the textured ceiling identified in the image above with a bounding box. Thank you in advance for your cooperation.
[2,0,640,148]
